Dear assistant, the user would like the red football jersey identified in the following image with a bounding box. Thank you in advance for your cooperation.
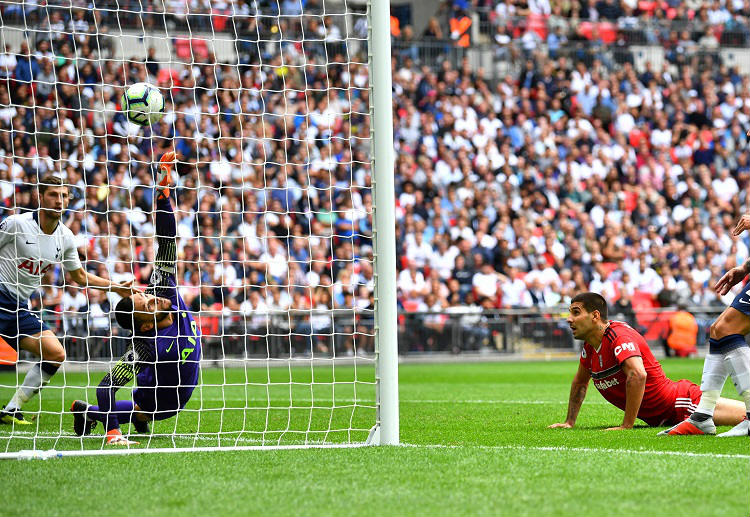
[580,321,678,426]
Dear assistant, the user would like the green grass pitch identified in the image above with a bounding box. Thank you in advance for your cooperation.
[1,359,748,516]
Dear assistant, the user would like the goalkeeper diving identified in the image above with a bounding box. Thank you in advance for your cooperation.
[71,152,202,445]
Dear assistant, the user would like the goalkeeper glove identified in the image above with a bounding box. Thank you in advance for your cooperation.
[156,151,176,200]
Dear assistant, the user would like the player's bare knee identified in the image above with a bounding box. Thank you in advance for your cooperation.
[41,340,66,363]
[40,333,66,363]
[45,347,66,364]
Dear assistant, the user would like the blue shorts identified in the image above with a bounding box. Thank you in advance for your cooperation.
[133,363,199,421]
[0,304,50,350]
[730,280,750,315]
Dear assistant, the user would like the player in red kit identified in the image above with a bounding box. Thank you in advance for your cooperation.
[549,293,746,430]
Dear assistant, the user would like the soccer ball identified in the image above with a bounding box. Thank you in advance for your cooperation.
[121,83,165,126]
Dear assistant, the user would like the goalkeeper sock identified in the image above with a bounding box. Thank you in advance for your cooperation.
[87,400,136,428]
[5,361,60,412]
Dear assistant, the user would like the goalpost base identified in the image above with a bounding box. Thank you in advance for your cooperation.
[365,424,380,446]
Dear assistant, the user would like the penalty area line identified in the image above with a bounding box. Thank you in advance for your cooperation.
[401,443,750,460]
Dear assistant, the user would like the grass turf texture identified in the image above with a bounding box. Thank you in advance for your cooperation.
[1,359,749,516]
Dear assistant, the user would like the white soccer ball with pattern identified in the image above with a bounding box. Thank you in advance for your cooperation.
[121,82,165,126]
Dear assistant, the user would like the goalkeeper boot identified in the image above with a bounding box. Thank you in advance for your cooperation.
[658,416,716,436]
[70,400,97,436]
[717,418,749,437]
[156,151,176,200]
[132,416,150,435]
[0,406,31,426]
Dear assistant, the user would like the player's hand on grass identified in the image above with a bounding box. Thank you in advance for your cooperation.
[107,435,139,445]
[714,266,747,296]
[604,425,632,431]
[548,422,574,429]
[106,429,139,445]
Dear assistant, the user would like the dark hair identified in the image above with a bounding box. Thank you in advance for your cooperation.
[115,296,135,332]
[37,175,66,196]
[571,292,608,321]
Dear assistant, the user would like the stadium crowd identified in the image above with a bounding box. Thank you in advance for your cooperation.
[1,2,749,354]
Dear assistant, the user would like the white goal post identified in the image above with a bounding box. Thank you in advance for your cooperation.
[0,0,398,457]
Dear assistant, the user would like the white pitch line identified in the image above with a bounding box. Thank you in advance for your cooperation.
[401,443,750,460]
[3,428,747,460]
[1,439,746,460]
[402,399,609,405]
[195,398,608,405]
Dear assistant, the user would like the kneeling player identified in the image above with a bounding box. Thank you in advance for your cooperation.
[71,152,201,445]
[549,293,745,431]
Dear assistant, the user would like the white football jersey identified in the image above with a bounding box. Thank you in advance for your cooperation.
[0,212,82,305]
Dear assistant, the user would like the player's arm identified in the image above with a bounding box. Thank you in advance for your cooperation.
[714,257,750,295]
[607,356,647,430]
[60,220,137,297]
[0,216,16,250]
[68,268,137,298]
[718,213,750,294]
[153,151,177,277]
[549,362,591,429]
[95,339,153,432]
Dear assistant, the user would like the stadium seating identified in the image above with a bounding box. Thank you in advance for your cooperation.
[0,2,747,344]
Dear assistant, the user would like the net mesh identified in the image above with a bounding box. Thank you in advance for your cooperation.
[0,0,377,452]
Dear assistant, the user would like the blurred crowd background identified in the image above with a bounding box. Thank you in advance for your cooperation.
[1,0,749,355]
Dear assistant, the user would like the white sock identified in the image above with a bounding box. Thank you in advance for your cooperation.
[726,347,750,396]
[694,353,729,417]
[694,389,720,417]
[5,363,55,412]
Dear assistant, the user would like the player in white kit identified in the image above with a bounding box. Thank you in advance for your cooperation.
[0,175,137,425]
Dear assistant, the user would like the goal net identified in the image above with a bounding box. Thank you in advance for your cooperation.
[0,0,397,456]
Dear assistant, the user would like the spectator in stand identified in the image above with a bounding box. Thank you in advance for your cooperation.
[632,257,664,296]
[62,284,88,338]
[473,262,500,302]
[423,17,444,41]
[405,230,433,269]
[0,44,17,81]
[13,41,38,84]
[398,260,428,304]
[499,267,532,308]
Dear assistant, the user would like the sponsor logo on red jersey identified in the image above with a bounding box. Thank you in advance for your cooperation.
[614,342,637,357]
[594,378,619,390]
